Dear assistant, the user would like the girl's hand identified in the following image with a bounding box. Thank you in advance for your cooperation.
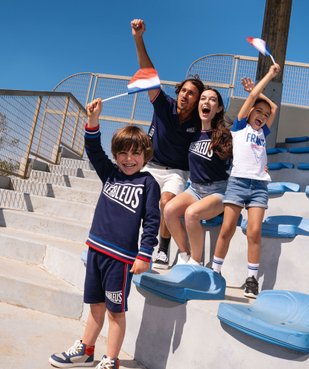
[241,77,255,93]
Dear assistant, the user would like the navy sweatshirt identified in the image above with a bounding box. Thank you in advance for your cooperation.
[84,125,160,264]
[148,90,198,170]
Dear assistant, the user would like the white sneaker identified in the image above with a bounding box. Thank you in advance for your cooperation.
[176,252,190,265]
[153,251,169,269]
[187,257,202,266]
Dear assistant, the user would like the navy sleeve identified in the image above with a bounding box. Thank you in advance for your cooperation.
[262,124,271,137]
[137,177,161,262]
[231,117,247,132]
[84,126,115,182]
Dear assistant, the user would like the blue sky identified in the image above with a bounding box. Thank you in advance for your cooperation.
[1,0,308,91]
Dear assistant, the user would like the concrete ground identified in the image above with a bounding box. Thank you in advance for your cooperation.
[0,302,146,369]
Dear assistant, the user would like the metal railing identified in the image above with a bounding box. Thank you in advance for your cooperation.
[1,54,308,178]
[0,90,87,178]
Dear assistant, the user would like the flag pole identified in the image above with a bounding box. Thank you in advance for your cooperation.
[269,54,276,65]
[101,92,129,103]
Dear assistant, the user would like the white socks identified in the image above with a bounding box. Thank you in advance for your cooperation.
[177,253,202,266]
[187,257,201,265]
[176,252,190,264]
[212,256,224,274]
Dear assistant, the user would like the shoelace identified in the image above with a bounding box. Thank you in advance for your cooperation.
[97,357,113,369]
[65,340,83,356]
[156,251,167,261]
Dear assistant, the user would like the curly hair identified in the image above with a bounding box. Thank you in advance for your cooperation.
[204,87,233,161]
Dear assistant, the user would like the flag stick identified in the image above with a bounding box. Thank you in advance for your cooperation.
[269,54,276,65]
[101,92,129,103]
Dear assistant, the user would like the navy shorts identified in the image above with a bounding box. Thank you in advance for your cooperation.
[84,247,133,313]
[223,176,269,209]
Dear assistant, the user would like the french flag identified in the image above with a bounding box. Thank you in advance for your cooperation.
[246,36,275,64]
[127,68,160,94]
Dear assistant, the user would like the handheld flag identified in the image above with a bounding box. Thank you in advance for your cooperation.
[246,37,276,65]
[102,68,160,102]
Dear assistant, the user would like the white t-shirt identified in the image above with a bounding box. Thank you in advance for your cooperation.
[230,117,271,181]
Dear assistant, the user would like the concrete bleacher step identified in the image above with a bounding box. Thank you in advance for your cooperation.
[0,189,95,222]
[60,157,94,170]
[267,191,309,218]
[10,177,100,205]
[0,256,83,319]
[0,208,89,242]
[0,227,87,290]
[29,169,102,192]
[268,169,308,191]
[48,164,99,180]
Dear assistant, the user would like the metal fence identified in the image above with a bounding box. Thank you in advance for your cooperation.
[53,54,309,156]
[1,54,308,178]
[0,90,87,178]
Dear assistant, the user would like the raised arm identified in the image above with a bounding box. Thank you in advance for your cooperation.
[131,18,160,101]
[86,98,102,128]
[241,77,278,128]
[238,63,280,123]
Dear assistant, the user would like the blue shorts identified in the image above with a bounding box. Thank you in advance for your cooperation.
[223,177,269,209]
[185,180,227,200]
[84,248,133,313]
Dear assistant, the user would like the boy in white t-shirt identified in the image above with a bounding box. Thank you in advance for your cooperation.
[212,63,281,298]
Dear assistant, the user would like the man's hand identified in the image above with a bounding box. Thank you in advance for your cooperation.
[131,18,145,37]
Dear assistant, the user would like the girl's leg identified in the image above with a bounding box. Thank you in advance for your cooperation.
[164,192,196,254]
[213,204,242,260]
[82,303,106,345]
[106,311,126,359]
[246,207,265,264]
[185,194,225,263]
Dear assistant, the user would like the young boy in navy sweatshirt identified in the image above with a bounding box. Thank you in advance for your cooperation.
[49,98,160,369]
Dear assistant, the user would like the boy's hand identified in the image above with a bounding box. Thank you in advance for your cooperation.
[86,98,102,127]
[241,77,255,92]
[130,259,150,274]
[131,18,145,37]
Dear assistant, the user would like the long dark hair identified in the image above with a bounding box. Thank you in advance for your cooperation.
[175,75,205,127]
[204,87,233,161]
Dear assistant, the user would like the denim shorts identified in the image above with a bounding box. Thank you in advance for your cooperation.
[84,247,133,313]
[223,176,269,209]
[185,180,227,200]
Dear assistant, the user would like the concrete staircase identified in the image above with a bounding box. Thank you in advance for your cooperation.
[0,157,100,319]
[1,151,309,369]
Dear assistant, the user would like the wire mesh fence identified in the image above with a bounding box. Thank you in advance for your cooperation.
[52,54,309,157]
[0,90,87,178]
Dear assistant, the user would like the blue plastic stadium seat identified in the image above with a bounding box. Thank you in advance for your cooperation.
[267,182,300,195]
[241,215,309,238]
[268,162,294,170]
[298,162,309,170]
[201,213,243,227]
[285,136,309,143]
[218,290,309,353]
[266,147,288,155]
[288,147,309,154]
[133,265,226,303]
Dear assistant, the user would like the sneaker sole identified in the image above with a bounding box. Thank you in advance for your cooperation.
[49,357,94,368]
[152,263,169,270]
[244,291,258,299]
